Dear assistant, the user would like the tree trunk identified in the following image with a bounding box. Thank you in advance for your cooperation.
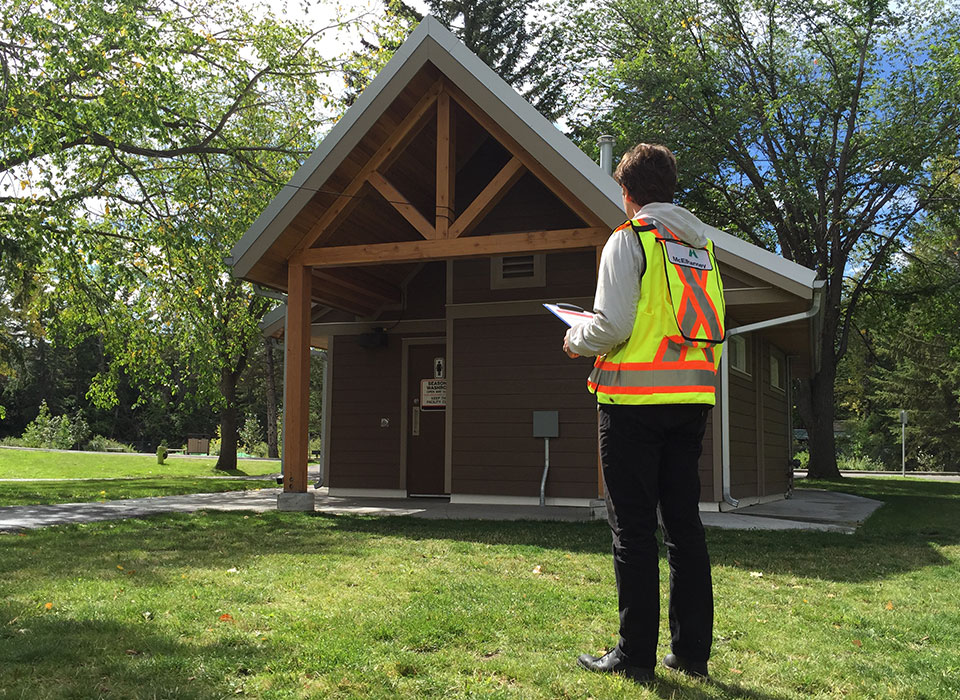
[263,337,279,459]
[215,366,239,471]
[797,342,842,479]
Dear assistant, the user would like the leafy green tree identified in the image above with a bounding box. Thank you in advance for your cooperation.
[355,0,570,119]
[3,0,356,469]
[570,0,960,477]
[842,162,960,470]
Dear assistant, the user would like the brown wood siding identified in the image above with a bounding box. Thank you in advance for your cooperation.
[452,251,597,304]
[699,413,715,502]
[377,262,446,321]
[729,333,759,498]
[761,340,790,496]
[328,335,403,489]
[452,315,597,498]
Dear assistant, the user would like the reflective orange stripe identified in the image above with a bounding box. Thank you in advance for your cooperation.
[685,265,723,340]
[589,217,724,405]
[646,218,724,344]
[594,359,717,372]
[587,382,717,396]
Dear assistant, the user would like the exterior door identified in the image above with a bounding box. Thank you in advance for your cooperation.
[406,343,447,495]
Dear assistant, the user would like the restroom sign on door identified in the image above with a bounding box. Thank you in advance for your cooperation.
[420,378,447,410]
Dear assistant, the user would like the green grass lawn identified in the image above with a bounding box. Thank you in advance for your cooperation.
[0,478,272,507]
[0,447,280,479]
[1,477,958,699]
[0,447,280,505]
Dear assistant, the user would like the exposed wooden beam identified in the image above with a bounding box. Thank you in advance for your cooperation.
[283,263,311,493]
[291,80,444,256]
[449,156,525,239]
[367,171,437,240]
[309,275,380,316]
[295,227,610,268]
[435,90,456,237]
[313,268,402,305]
[444,81,608,230]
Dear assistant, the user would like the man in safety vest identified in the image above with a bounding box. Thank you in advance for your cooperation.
[564,143,725,683]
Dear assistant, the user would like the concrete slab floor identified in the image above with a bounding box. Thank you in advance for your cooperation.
[0,487,882,534]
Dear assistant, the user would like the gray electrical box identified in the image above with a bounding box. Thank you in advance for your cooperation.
[532,411,559,438]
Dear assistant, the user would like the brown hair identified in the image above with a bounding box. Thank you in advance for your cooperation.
[613,143,677,207]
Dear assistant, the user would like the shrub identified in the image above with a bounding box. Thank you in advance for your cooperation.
[240,441,270,458]
[19,402,91,450]
[21,401,54,448]
[239,416,263,452]
[838,454,885,471]
[85,435,134,453]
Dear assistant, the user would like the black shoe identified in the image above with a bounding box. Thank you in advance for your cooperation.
[662,653,708,678]
[577,648,655,683]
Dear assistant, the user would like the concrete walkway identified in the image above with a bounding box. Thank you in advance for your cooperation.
[705,489,882,534]
[796,469,960,482]
[0,486,881,534]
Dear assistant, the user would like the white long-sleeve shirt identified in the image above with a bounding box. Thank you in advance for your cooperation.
[564,202,715,357]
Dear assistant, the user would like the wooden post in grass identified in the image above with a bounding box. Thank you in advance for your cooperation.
[279,261,315,511]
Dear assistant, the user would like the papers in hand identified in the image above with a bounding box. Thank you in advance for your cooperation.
[543,303,595,327]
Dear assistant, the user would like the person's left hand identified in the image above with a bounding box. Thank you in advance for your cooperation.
[563,334,579,359]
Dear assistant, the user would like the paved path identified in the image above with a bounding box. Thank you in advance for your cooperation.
[0,487,882,534]
[0,474,279,482]
[796,470,960,482]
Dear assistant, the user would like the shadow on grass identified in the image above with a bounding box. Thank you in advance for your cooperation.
[305,477,960,584]
[0,615,266,698]
[643,675,792,700]
[1,478,957,588]
[211,468,251,477]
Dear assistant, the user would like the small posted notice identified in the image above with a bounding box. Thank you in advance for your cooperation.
[420,378,447,411]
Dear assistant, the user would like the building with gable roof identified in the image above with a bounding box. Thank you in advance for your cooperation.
[230,17,823,512]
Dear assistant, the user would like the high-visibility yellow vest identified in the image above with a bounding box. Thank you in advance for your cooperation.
[588,217,726,405]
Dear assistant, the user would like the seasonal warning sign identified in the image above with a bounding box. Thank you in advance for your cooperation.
[420,378,447,410]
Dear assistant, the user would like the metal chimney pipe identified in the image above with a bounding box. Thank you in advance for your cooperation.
[597,135,616,176]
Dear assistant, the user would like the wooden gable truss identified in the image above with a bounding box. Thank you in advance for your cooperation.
[279,67,609,495]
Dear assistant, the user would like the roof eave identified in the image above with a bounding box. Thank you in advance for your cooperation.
[230,18,443,279]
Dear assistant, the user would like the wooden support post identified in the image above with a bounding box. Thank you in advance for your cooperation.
[282,262,311,499]
[436,91,456,237]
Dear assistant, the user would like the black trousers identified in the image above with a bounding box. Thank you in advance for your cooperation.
[598,402,713,669]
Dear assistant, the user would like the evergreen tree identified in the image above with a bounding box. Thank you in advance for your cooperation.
[356,0,570,120]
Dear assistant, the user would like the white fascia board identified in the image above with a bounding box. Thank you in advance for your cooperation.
[258,304,286,335]
[712,229,818,298]
[230,19,440,278]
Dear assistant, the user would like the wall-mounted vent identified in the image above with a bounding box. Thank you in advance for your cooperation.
[502,255,536,278]
[491,254,545,289]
